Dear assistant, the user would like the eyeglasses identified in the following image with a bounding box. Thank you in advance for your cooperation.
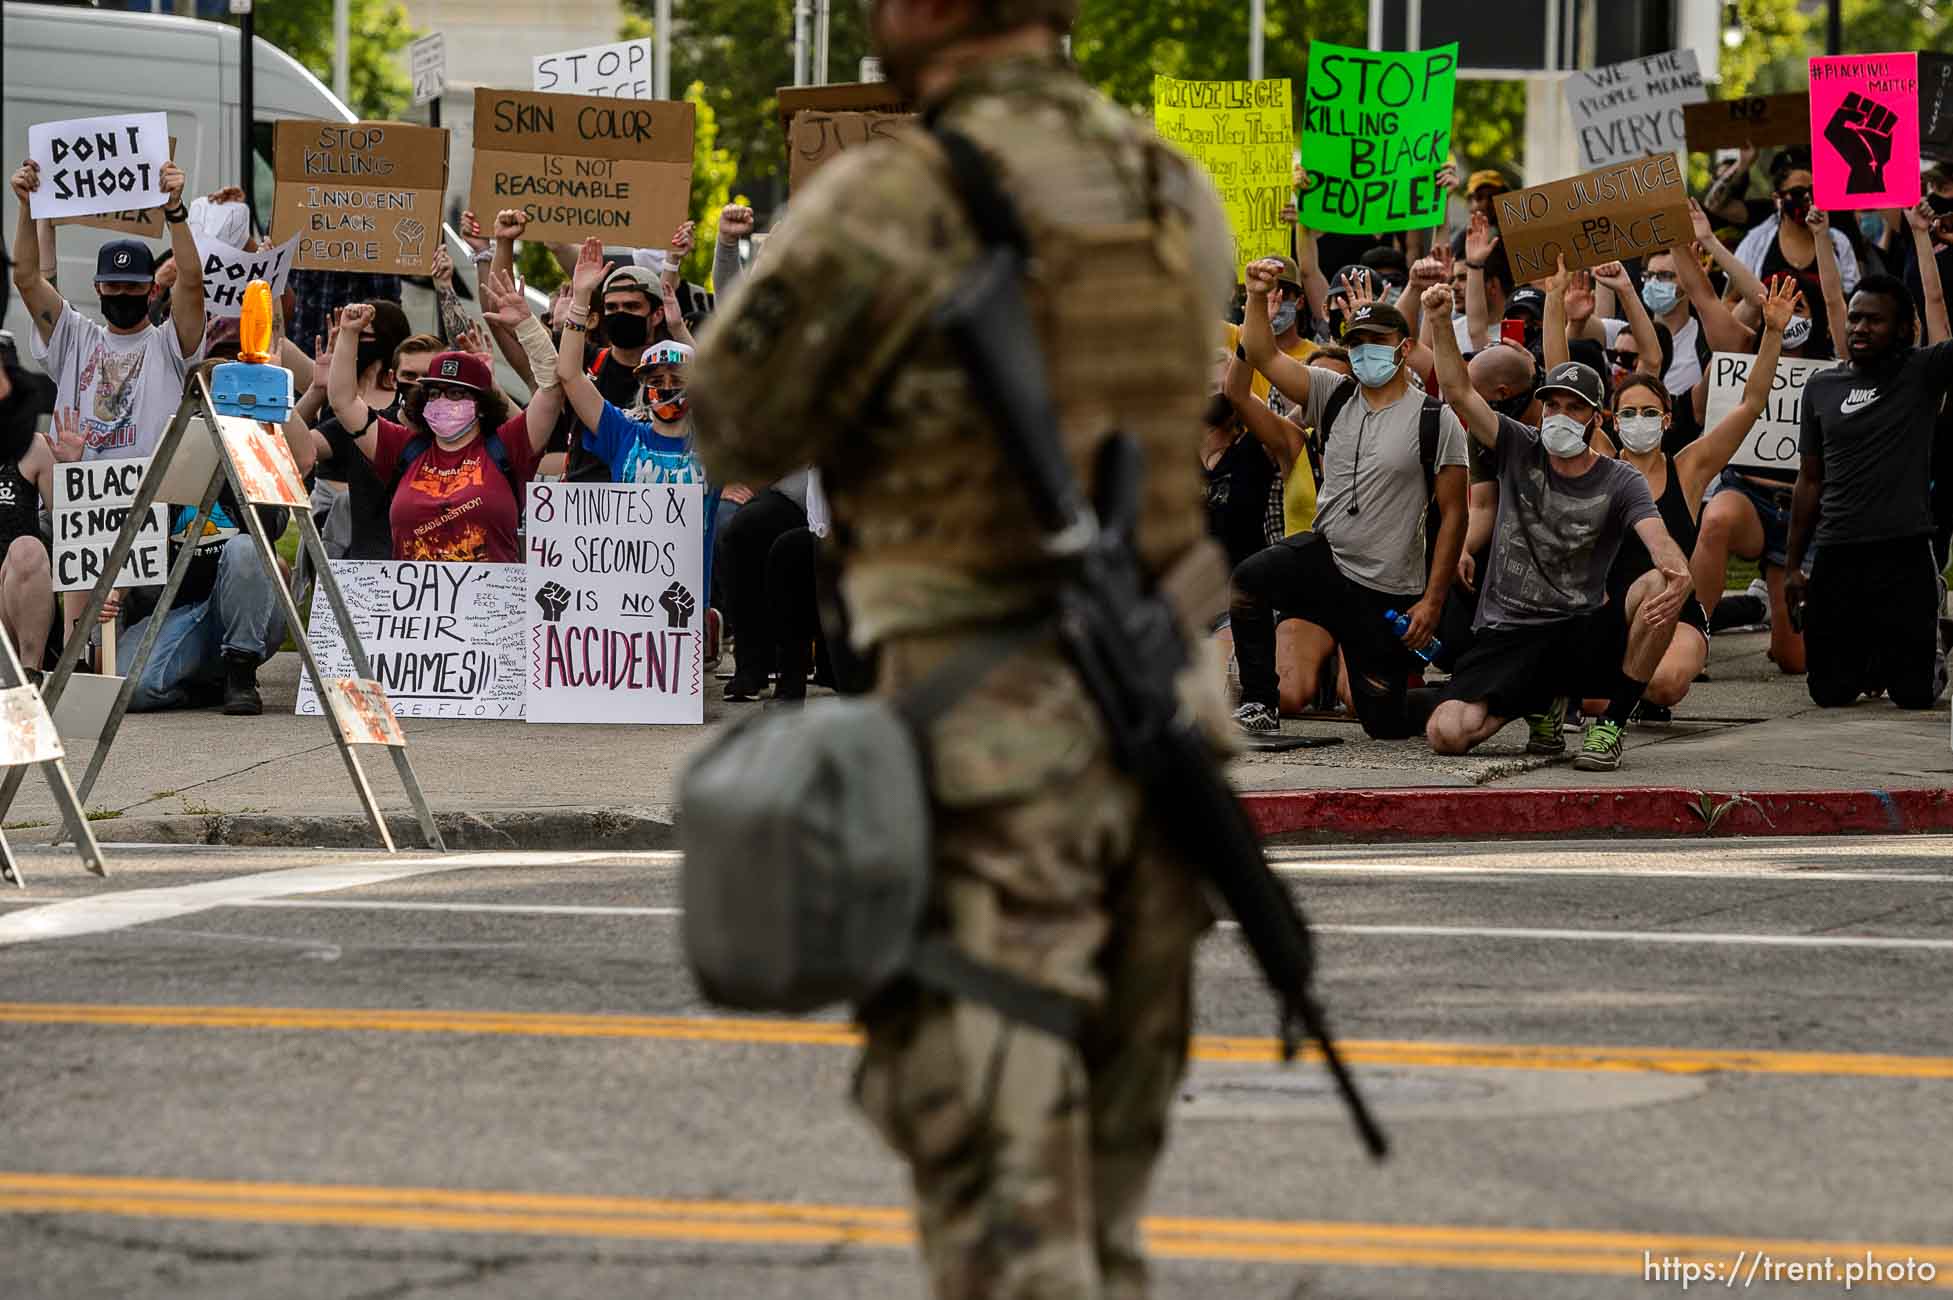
[419,382,475,401]
[1641,271,1678,285]
[1606,349,1639,368]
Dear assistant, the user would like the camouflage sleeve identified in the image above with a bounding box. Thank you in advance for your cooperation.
[1154,148,1237,326]
[691,143,958,486]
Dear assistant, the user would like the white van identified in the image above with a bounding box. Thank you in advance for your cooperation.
[3,3,516,387]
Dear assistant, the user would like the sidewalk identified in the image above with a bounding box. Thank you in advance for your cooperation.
[3,629,1946,850]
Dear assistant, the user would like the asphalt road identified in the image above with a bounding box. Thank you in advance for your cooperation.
[0,837,1950,1298]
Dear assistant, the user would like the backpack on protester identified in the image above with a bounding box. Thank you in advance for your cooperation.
[1315,374,1447,565]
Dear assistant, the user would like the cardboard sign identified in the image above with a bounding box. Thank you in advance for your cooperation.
[194,232,300,319]
[524,482,705,725]
[297,561,528,721]
[0,688,64,767]
[1496,153,1691,282]
[49,458,168,593]
[1921,53,1953,164]
[410,33,446,108]
[1809,53,1921,210]
[1683,93,1812,153]
[27,112,171,221]
[213,414,309,507]
[1704,352,1838,474]
[534,38,653,99]
[1153,77,1296,268]
[323,678,408,746]
[271,120,449,275]
[788,111,913,192]
[1298,41,1457,236]
[776,82,909,136]
[1568,50,1707,169]
[470,90,694,246]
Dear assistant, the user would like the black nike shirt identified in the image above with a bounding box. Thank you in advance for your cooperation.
[1799,340,1953,547]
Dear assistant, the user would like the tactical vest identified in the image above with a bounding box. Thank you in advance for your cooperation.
[824,84,1216,624]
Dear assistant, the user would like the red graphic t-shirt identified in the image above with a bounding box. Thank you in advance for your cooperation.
[372,413,540,562]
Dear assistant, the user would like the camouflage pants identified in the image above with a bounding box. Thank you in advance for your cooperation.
[855,637,1213,1300]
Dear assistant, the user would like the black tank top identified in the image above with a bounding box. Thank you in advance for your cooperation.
[0,457,41,552]
[1612,454,1697,588]
[1204,434,1277,572]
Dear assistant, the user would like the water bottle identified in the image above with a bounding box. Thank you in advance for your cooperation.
[1385,609,1442,664]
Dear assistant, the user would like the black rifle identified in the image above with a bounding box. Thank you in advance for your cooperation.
[928,127,1388,1158]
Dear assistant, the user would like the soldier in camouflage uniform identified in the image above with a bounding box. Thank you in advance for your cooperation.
[690,0,1236,1293]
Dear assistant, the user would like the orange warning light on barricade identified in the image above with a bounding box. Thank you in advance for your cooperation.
[239,280,275,364]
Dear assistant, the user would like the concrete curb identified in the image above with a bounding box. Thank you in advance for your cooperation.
[1239,786,1953,843]
[68,786,1953,851]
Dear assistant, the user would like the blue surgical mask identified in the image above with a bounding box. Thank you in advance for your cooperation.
[1858,213,1885,244]
[1349,341,1402,389]
[1641,278,1680,315]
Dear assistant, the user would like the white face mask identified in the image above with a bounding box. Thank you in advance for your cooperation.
[1782,315,1814,349]
[1616,413,1665,454]
[1540,412,1590,457]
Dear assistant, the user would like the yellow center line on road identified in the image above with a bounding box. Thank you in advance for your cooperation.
[0,1172,1950,1283]
[2,1001,1952,1081]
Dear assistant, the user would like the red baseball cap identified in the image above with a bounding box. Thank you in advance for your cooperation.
[422,351,493,394]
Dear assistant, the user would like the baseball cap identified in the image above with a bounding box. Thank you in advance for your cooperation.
[636,340,694,371]
[421,351,494,394]
[1343,302,1410,339]
[1268,255,1302,292]
[1505,286,1547,320]
[94,239,155,285]
[602,265,661,299]
[1536,361,1605,409]
[1467,169,1510,195]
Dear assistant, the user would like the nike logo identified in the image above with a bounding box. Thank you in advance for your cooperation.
[1839,387,1880,415]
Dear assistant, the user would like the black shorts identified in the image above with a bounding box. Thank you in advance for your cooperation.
[1442,607,1630,720]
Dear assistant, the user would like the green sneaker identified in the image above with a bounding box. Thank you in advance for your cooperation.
[1524,698,1568,754]
[1572,719,1627,772]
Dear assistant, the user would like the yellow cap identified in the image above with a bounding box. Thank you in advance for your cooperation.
[239,280,274,364]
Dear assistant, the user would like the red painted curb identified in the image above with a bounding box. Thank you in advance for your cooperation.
[1239,787,1953,842]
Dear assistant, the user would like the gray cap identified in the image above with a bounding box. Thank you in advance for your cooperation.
[1536,360,1605,409]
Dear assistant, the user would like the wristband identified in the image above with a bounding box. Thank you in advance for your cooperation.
[472,248,495,265]
[163,204,188,224]
[561,319,587,332]
[1465,260,1485,271]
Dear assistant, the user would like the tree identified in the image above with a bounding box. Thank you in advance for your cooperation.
[225,0,419,122]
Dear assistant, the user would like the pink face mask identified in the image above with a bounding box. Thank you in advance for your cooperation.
[422,396,478,439]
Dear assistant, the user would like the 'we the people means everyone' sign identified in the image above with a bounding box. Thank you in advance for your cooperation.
[534,38,654,98]
[271,120,449,275]
[471,90,694,247]
[1496,154,1691,282]
[1152,77,1294,269]
[26,113,170,221]
[1703,353,1837,475]
[297,561,528,720]
[1298,41,1457,236]
[1809,53,1921,210]
[525,482,704,725]
[193,232,301,319]
[50,459,168,592]
[1567,50,1707,170]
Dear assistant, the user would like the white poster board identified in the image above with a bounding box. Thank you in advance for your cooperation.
[49,458,169,592]
[1703,351,1838,474]
[524,482,704,725]
[297,561,528,720]
[410,33,447,108]
[193,232,300,319]
[1568,50,1707,170]
[532,39,654,99]
[26,112,171,220]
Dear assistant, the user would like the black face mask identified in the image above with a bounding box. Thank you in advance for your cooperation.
[1490,386,1537,419]
[603,311,649,350]
[1777,188,1813,223]
[99,294,150,329]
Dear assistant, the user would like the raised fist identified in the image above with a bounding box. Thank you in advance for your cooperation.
[1824,92,1898,196]
[717,205,754,243]
[1243,258,1286,297]
[659,581,697,630]
[535,581,572,624]
[11,160,40,203]
[494,209,528,242]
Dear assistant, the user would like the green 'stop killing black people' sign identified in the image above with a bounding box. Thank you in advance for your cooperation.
[1300,40,1458,235]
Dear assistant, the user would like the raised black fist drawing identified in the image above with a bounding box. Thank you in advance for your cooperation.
[535,581,572,624]
[659,582,696,629]
[1825,92,1899,195]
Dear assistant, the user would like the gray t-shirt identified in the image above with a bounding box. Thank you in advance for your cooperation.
[1300,368,1469,597]
[1799,341,1953,548]
[1476,415,1658,629]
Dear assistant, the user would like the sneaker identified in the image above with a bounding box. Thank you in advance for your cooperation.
[221,651,263,716]
[1633,700,1673,724]
[1572,718,1626,771]
[1233,702,1280,735]
[1524,698,1568,754]
[723,674,767,703]
[1934,650,1950,705]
